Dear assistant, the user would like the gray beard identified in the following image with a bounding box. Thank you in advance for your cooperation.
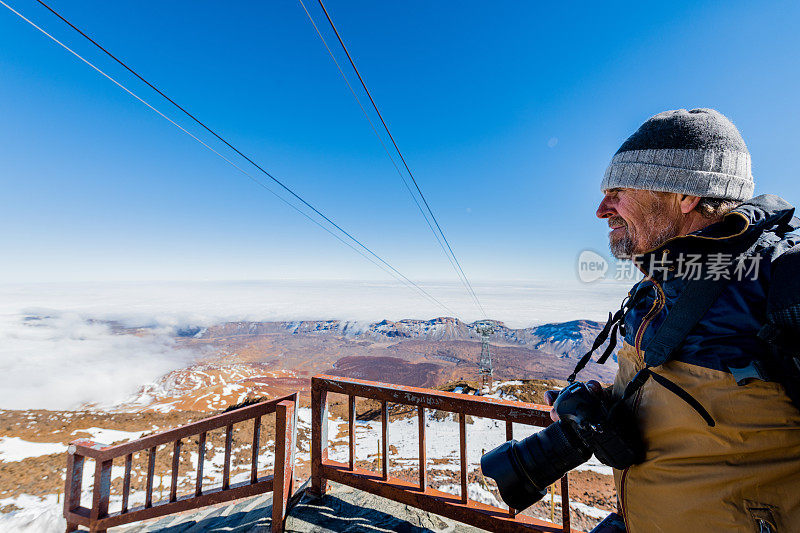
[609,231,634,259]
[610,220,680,260]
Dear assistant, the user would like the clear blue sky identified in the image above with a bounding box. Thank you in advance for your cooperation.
[1,0,798,284]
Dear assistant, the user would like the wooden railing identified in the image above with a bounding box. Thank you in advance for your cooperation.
[310,376,579,533]
[64,393,297,533]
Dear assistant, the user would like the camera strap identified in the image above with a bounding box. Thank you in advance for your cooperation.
[566,309,622,384]
[566,288,648,383]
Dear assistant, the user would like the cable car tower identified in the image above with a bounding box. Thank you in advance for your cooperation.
[476,321,495,392]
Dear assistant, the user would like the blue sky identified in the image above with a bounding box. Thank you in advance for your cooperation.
[1,0,798,287]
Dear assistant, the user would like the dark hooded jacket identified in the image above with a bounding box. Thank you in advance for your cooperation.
[610,194,800,532]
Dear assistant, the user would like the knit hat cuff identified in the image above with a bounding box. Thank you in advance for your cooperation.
[601,148,754,201]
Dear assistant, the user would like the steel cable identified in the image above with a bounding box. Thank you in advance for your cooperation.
[297,0,465,306]
[310,0,488,318]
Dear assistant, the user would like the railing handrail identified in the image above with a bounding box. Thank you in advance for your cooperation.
[312,375,552,426]
[69,393,297,460]
[65,393,298,533]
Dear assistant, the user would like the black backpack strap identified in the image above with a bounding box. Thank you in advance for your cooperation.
[758,243,800,409]
[642,278,730,367]
[648,371,715,426]
[610,367,715,427]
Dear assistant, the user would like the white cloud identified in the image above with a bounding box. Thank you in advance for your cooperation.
[0,312,197,410]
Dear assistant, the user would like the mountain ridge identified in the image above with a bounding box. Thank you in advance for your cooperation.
[199,316,609,360]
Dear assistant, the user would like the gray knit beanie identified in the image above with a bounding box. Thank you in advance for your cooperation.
[601,108,754,201]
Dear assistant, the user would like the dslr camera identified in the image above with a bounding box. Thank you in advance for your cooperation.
[480,381,644,511]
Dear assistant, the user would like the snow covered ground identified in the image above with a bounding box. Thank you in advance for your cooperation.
[0,427,280,533]
[0,493,63,533]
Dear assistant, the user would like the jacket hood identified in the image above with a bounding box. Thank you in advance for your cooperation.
[630,195,797,277]
[732,194,798,235]
[691,194,797,241]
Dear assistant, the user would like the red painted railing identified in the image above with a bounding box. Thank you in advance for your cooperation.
[63,393,297,533]
[310,375,579,533]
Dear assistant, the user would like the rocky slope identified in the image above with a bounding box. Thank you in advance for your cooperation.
[105,317,617,414]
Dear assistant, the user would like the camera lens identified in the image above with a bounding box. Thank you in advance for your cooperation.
[480,421,592,511]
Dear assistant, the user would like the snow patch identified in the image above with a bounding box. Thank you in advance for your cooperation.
[0,437,66,462]
[0,494,64,532]
[71,428,146,444]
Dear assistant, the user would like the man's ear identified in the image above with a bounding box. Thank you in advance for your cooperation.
[678,194,701,214]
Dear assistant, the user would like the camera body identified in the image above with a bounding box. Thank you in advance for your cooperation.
[553,382,643,470]
[480,381,643,511]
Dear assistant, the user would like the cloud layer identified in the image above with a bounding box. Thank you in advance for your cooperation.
[0,313,196,410]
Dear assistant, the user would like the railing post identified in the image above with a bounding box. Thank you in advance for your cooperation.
[89,457,112,532]
[272,398,296,532]
[506,420,516,517]
[196,432,206,496]
[561,474,571,532]
[145,446,156,508]
[459,412,467,504]
[170,440,181,502]
[251,416,261,484]
[348,395,356,470]
[310,379,329,496]
[64,449,84,533]
[122,453,132,513]
[223,424,233,490]
[380,400,388,480]
[418,406,426,489]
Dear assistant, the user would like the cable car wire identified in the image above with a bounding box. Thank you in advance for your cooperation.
[310,0,487,318]
[297,0,457,282]
[0,0,457,316]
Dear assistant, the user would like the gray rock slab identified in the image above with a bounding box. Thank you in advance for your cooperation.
[283,483,486,533]
[111,482,488,533]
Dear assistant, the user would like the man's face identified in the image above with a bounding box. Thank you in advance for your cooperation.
[596,188,682,259]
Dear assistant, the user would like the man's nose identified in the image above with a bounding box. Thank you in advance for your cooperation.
[596,194,615,219]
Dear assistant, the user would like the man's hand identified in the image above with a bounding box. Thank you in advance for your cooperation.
[544,380,604,422]
[544,389,560,422]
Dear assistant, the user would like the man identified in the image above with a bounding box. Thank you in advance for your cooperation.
[556,109,800,532]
